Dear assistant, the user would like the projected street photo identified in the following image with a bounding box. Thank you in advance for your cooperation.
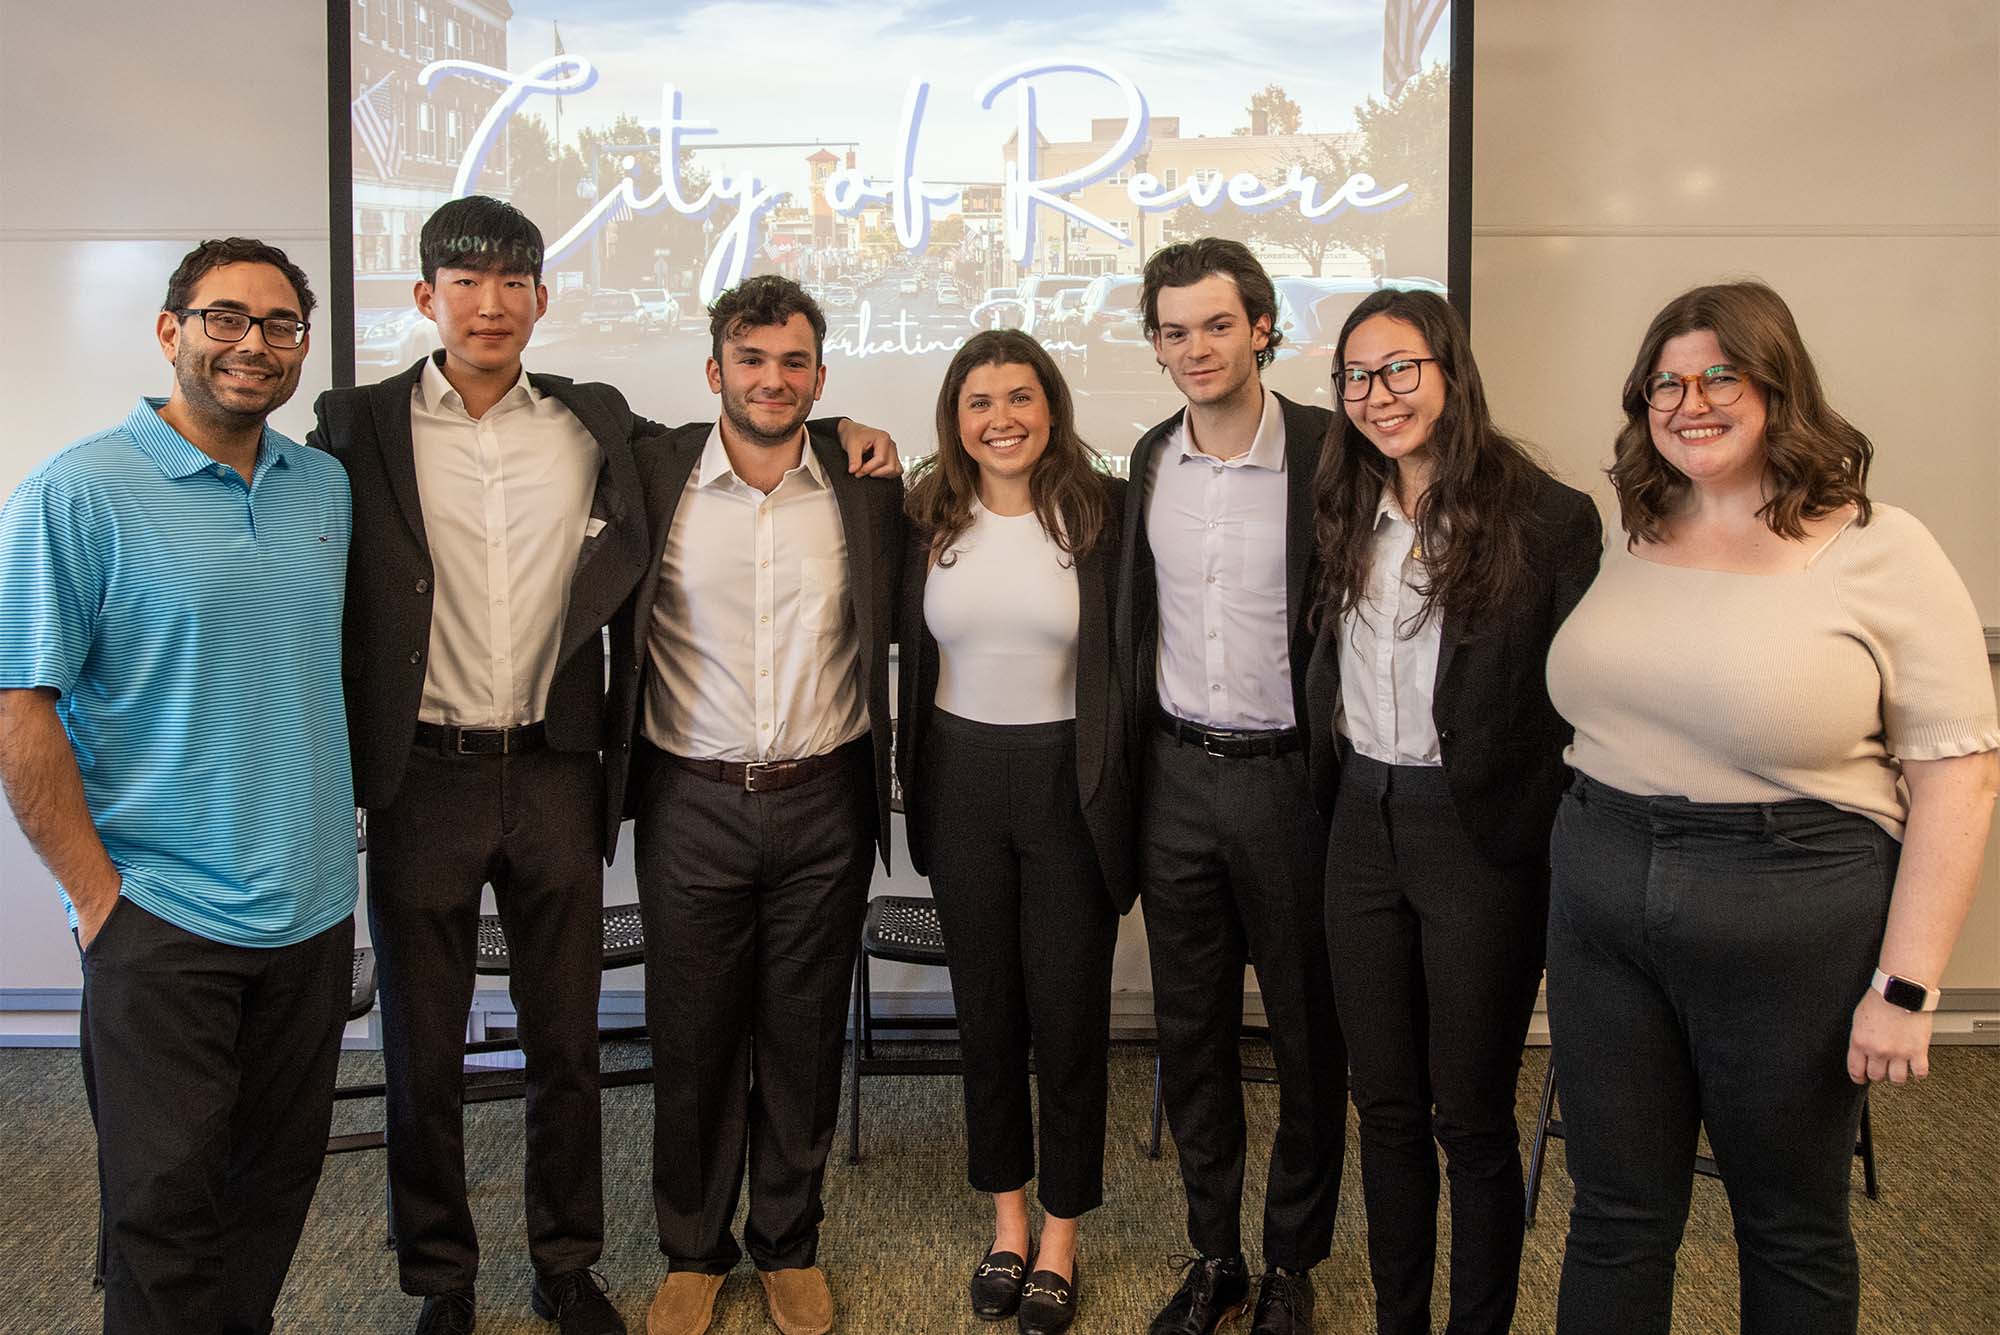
[344,0,1456,462]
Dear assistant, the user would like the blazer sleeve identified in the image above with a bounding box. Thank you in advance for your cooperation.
[1549,488,1605,634]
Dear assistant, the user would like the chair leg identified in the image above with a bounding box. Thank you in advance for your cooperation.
[860,951,877,1060]
[1148,1050,1166,1160]
[847,948,866,1165]
[1524,1056,1559,1228]
[1858,1093,1878,1199]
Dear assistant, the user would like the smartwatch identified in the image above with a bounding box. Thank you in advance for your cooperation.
[1870,968,1940,1013]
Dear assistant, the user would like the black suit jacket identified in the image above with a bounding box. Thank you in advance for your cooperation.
[897,479,1137,913]
[616,419,904,870]
[1114,393,1333,780]
[1304,472,1603,868]
[310,354,652,858]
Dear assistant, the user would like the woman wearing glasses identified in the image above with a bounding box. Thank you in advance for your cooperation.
[1544,281,1998,1334]
[1303,288,1602,1335]
[897,330,1132,1334]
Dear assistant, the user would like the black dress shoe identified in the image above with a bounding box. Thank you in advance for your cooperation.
[1249,1267,1314,1335]
[415,1289,476,1335]
[531,1269,626,1335]
[1018,1256,1081,1335]
[1148,1252,1250,1335]
[970,1246,1032,1319]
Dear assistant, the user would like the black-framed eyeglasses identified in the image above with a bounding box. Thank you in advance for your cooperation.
[1644,365,1747,413]
[175,307,310,349]
[1337,357,1438,402]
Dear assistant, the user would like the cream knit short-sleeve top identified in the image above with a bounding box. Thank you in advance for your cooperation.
[1546,504,1999,838]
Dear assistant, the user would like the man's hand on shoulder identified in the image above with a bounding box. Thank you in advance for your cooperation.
[837,419,903,479]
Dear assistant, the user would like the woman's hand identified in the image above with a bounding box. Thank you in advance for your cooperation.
[1846,987,1934,1084]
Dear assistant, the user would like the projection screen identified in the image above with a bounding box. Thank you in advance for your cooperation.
[331,0,1468,466]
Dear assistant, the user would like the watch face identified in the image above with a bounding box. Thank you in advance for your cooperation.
[1883,975,1929,1012]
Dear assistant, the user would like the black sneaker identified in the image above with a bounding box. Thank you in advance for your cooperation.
[415,1289,476,1335]
[530,1269,626,1335]
[1250,1267,1314,1335]
[1148,1252,1251,1335]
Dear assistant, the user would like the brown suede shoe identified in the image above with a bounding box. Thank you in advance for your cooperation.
[757,1266,834,1335]
[646,1271,726,1335]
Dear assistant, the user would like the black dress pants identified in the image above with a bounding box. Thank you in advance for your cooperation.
[1546,775,1898,1335]
[366,742,608,1294]
[78,902,352,1335]
[634,739,877,1274]
[1139,729,1347,1270]
[921,711,1118,1218]
[1325,751,1547,1335]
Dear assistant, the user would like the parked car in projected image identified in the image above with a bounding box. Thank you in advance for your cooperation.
[353,273,438,372]
[1263,275,1449,408]
[632,287,682,332]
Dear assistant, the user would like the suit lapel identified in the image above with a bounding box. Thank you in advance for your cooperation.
[538,377,650,667]
[1279,395,1319,642]
[815,431,876,655]
[373,357,431,559]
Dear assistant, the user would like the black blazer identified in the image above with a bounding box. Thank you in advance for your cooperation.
[1114,393,1333,778]
[615,419,904,870]
[1304,472,1603,868]
[310,354,652,858]
[896,479,1137,914]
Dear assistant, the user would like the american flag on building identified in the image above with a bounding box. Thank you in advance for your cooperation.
[352,71,404,179]
[1384,0,1450,96]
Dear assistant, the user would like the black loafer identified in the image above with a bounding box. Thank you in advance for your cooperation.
[1018,1257,1081,1335]
[531,1269,626,1335]
[970,1247,1032,1320]
[415,1289,477,1335]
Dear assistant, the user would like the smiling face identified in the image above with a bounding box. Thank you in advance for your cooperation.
[707,313,826,449]
[416,264,547,377]
[157,261,309,428]
[1149,273,1270,411]
[955,360,1052,491]
[1648,328,1768,491]
[1339,314,1445,471]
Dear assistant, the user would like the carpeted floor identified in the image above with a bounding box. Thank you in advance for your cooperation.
[0,1040,1994,1333]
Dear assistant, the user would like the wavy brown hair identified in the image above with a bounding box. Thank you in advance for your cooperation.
[1313,289,1546,634]
[906,330,1111,566]
[1612,281,1872,546]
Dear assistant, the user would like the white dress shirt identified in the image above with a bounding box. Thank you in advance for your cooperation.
[925,499,1079,725]
[410,357,599,727]
[642,425,867,761]
[1146,387,1295,730]
[1335,486,1443,766]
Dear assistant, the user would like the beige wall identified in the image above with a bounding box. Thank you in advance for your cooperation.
[1,2,1995,1029]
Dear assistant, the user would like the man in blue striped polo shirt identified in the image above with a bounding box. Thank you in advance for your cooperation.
[0,238,356,1335]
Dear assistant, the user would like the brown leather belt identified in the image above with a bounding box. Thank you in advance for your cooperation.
[414,720,547,755]
[668,741,858,794]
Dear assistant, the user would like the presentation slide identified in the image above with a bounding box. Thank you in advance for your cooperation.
[341,0,1459,464]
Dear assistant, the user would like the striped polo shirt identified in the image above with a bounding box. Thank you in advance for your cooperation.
[0,398,357,948]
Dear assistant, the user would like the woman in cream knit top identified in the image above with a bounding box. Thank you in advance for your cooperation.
[1540,281,1997,1335]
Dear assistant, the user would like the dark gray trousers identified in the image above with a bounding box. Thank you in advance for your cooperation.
[1547,774,1897,1335]
[633,739,876,1274]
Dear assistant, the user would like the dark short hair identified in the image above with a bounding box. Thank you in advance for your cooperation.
[707,275,827,366]
[419,196,545,285]
[1140,237,1284,368]
[1611,281,1872,546]
[162,238,316,319]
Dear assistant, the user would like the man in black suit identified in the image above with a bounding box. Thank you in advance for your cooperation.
[1114,239,1347,1335]
[619,276,901,1335]
[313,200,895,1335]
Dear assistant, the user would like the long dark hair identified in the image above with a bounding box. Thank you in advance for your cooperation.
[905,330,1110,564]
[1312,289,1544,633]
[1611,281,1871,546]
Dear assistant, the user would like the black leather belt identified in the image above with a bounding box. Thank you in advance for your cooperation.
[413,720,547,755]
[1156,710,1301,759]
[669,739,861,793]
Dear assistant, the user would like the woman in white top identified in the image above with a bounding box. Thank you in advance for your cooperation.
[897,330,1132,1335]
[1544,280,1999,1335]
[1302,288,1602,1335]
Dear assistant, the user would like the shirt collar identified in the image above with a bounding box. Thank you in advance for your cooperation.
[1373,484,1412,529]
[697,421,824,490]
[129,397,291,480]
[418,353,537,416]
[1176,387,1286,470]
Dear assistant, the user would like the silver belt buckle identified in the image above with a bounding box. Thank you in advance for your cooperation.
[742,760,776,792]
[1201,729,1231,758]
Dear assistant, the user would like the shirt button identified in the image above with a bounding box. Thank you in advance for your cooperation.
[1206,574,1217,584]
[760,615,770,624]
[760,669,770,678]
[1207,630,1218,639]
[415,578,429,593]
[1211,683,1222,692]
[760,560,770,569]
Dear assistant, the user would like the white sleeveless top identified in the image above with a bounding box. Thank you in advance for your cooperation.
[924,499,1080,725]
